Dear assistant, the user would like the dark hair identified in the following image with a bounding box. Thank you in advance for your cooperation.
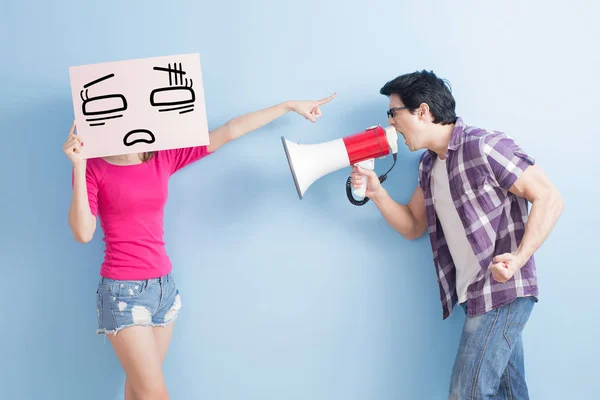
[140,152,155,162]
[380,70,457,125]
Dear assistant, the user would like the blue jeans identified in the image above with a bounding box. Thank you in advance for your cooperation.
[96,273,181,335]
[449,296,535,399]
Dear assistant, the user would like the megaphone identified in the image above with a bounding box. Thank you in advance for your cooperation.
[281,125,399,205]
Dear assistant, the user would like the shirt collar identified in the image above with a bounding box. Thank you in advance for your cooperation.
[425,116,465,161]
[447,116,465,151]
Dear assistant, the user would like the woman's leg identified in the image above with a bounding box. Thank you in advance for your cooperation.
[124,323,175,400]
[108,326,170,400]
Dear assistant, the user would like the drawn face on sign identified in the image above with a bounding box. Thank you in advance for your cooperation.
[69,53,210,159]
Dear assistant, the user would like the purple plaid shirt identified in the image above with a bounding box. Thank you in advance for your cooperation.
[418,117,538,319]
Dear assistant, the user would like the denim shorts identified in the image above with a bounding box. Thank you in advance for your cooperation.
[95,273,181,335]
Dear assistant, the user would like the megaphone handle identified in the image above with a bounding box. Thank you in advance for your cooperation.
[353,158,375,199]
[346,153,397,207]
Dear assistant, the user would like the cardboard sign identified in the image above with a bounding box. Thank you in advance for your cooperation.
[69,53,209,158]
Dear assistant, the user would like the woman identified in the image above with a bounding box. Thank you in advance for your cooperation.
[64,93,336,400]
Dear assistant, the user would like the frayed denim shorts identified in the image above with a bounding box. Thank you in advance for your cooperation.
[95,273,181,335]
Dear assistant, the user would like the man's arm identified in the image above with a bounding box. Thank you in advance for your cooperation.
[371,186,428,240]
[352,164,427,240]
[483,133,564,282]
[490,165,564,282]
[509,165,563,260]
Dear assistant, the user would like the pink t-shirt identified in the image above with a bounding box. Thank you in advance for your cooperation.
[74,147,211,280]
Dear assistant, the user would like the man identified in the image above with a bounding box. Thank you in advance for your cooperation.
[351,70,563,399]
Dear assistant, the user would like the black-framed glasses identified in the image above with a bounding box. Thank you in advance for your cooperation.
[387,106,407,118]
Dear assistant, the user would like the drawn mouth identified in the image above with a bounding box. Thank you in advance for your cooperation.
[123,129,155,147]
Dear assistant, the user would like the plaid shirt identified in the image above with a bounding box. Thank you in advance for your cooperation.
[418,117,538,319]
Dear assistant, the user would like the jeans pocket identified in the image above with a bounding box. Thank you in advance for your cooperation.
[116,280,146,299]
[503,297,535,348]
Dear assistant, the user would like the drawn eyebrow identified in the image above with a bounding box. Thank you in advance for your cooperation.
[153,66,186,75]
[153,64,187,86]
[84,73,115,88]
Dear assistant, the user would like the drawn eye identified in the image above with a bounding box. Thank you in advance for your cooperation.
[150,63,196,114]
[80,73,128,126]
[151,87,195,108]
[83,94,127,115]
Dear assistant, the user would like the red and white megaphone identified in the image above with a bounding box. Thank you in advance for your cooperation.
[281,125,399,205]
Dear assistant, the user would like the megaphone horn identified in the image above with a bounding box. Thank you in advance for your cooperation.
[281,125,399,205]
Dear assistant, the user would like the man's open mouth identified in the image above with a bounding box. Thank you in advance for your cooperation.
[123,129,156,147]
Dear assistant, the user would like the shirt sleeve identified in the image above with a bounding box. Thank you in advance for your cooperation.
[482,133,535,191]
[165,145,212,175]
[71,164,99,216]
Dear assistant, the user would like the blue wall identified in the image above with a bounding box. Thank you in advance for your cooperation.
[1,1,598,399]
